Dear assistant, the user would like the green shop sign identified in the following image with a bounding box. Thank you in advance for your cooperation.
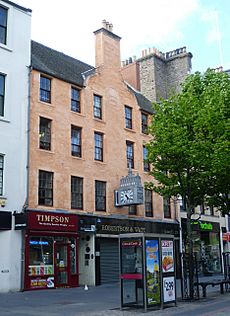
[192,221,213,231]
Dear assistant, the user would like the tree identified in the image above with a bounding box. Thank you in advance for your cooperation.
[146,69,230,298]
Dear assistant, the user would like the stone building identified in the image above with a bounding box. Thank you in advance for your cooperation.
[21,21,180,290]
[121,46,193,102]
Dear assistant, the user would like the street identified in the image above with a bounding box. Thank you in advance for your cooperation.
[0,283,229,316]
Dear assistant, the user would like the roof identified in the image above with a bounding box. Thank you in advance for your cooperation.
[31,41,95,87]
[1,0,32,12]
[126,83,154,114]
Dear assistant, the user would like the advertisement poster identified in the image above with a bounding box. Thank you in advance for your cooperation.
[161,240,174,273]
[163,276,176,302]
[145,239,160,305]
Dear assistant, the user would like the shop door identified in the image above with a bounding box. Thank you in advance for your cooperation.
[55,243,70,287]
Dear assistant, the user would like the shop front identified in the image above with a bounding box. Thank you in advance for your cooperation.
[182,219,222,275]
[78,215,180,286]
[23,210,78,290]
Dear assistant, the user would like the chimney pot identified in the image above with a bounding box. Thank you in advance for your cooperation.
[102,19,107,28]
[106,21,110,30]
[109,23,113,32]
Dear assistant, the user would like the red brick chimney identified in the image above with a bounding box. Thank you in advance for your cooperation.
[94,20,121,69]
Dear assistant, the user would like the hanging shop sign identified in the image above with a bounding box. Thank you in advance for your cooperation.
[0,211,12,230]
[161,240,174,273]
[15,212,27,230]
[28,211,77,232]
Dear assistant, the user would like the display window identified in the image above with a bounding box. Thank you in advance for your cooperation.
[25,235,78,290]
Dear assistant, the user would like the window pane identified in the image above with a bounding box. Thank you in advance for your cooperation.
[125,106,132,129]
[141,113,148,134]
[39,117,51,150]
[94,132,103,161]
[71,87,80,112]
[143,146,150,172]
[126,141,134,168]
[40,76,51,103]
[0,6,7,45]
[94,95,102,119]
[95,181,106,211]
[0,74,5,116]
[38,170,53,206]
[71,176,83,209]
[71,126,81,157]
[145,189,153,217]
[164,198,171,218]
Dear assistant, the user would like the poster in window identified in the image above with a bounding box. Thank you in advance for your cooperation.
[163,276,175,302]
[161,240,174,273]
[146,239,160,305]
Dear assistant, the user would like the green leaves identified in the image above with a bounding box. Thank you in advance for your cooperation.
[147,69,230,215]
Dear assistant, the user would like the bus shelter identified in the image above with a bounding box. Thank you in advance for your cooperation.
[119,233,176,312]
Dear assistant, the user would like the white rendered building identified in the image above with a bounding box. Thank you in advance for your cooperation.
[0,0,31,292]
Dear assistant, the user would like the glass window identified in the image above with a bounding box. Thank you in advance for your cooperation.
[71,126,82,157]
[125,106,132,129]
[94,132,103,161]
[143,146,150,172]
[141,112,148,134]
[0,155,3,195]
[38,170,53,206]
[0,6,7,45]
[163,198,171,218]
[0,74,5,116]
[95,180,106,211]
[145,189,153,217]
[29,236,54,276]
[40,76,51,103]
[94,94,102,119]
[71,176,83,209]
[128,205,137,215]
[126,141,134,169]
[71,87,80,113]
[39,117,51,150]
[70,238,77,274]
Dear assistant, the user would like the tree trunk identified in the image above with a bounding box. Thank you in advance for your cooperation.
[187,204,194,299]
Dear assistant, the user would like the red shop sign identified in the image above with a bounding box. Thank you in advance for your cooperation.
[28,211,77,232]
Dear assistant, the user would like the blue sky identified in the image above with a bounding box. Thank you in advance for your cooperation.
[17,0,230,73]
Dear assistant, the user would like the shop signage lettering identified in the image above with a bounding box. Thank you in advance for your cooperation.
[28,211,77,232]
[192,221,213,231]
[122,240,142,247]
[101,224,146,233]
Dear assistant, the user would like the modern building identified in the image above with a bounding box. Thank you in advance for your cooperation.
[0,0,31,292]
[16,21,180,291]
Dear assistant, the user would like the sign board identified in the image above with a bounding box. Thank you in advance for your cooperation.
[163,276,176,302]
[0,211,11,230]
[15,213,27,230]
[28,211,77,232]
[161,240,174,273]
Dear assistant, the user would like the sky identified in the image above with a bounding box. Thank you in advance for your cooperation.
[16,0,230,72]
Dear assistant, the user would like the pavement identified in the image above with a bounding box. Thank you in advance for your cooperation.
[0,280,229,316]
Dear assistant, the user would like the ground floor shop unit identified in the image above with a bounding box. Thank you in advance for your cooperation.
[15,210,79,291]
[78,215,180,287]
[181,218,223,275]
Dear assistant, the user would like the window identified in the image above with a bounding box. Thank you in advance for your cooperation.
[125,106,132,129]
[94,132,103,161]
[95,181,106,211]
[71,87,80,113]
[40,76,51,103]
[126,141,134,168]
[0,6,7,45]
[0,155,3,195]
[128,205,137,215]
[71,126,82,157]
[163,198,171,218]
[145,189,153,217]
[141,112,148,134]
[71,176,83,209]
[143,146,150,172]
[38,170,53,206]
[94,94,102,119]
[0,74,5,116]
[39,117,51,150]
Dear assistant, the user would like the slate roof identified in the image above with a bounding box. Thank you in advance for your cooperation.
[1,0,32,12]
[126,83,154,114]
[31,41,95,87]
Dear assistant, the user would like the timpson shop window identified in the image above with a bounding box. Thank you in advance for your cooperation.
[24,211,78,290]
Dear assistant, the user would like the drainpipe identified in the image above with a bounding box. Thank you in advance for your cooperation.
[20,65,32,291]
